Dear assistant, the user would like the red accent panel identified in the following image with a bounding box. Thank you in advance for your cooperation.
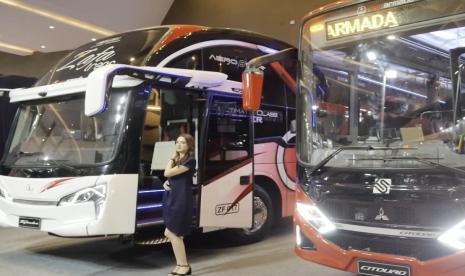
[157,25,208,50]
[204,159,252,186]
[270,62,297,93]
[225,183,253,215]
[40,178,74,193]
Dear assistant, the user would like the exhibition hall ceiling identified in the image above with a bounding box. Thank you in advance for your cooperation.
[0,0,174,56]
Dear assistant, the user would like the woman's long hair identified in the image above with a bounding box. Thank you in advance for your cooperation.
[172,133,194,167]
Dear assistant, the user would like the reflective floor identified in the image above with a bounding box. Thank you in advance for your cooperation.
[0,220,353,276]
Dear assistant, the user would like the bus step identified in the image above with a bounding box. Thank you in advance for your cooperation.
[135,237,169,245]
[136,218,164,228]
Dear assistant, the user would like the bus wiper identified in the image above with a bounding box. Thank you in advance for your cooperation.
[16,151,44,157]
[307,146,417,175]
[392,156,465,177]
[37,159,82,175]
[342,155,465,177]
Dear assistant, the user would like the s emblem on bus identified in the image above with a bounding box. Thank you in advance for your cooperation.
[373,178,392,194]
[357,6,367,15]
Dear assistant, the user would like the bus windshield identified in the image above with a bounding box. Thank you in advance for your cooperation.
[299,0,465,169]
[4,90,129,167]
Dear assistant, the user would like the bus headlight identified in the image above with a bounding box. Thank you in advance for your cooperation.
[438,219,465,250]
[296,203,336,234]
[58,185,106,208]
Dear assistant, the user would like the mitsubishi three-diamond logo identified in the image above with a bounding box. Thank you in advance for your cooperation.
[375,207,390,221]
[373,178,392,194]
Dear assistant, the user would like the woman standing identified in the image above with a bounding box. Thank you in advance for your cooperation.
[163,133,196,276]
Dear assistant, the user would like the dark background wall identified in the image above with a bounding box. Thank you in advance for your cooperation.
[162,0,333,46]
[0,51,69,79]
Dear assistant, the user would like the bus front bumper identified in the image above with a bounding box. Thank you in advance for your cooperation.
[294,214,465,276]
[0,198,98,236]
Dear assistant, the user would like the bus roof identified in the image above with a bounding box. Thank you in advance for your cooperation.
[36,25,293,86]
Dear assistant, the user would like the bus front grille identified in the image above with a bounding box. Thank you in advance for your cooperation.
[13,199,58,206]
[323,230,455,261]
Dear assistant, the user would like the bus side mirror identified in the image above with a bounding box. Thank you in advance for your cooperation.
[242,68,264,112]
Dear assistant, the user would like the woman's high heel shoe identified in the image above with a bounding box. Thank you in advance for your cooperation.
[172,264,191,275]
[169,264,181,276]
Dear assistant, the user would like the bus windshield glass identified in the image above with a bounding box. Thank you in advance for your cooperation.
[299,0,465,169]
[4,90,129,167]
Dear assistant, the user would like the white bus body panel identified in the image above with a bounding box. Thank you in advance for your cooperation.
[0,174,138,236]
[199,162,253,228]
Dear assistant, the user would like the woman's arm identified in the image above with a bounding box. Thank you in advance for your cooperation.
[164,159,189,178]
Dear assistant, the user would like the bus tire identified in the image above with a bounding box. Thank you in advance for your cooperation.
[228,185,273,244]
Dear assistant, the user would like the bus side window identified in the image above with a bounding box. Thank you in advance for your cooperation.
[204,96,251,180]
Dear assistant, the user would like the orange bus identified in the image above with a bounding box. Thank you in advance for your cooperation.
[242,0,465,275]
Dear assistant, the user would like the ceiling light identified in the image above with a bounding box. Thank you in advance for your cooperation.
[366,51,377,61]
[91,38,97,41]
[40,45,46,49]
[0,41,34,54]
[49,25,55,29]
[0,0,115,36]
[387,35,397,40]
[385,69,398,79]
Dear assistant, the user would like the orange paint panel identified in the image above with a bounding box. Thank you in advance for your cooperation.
[157,25,208,50]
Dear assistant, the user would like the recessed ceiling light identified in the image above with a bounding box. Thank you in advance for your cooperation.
[91,38,97,41]
[49,25,55,29]
[0,0,114,36]
[40,45,46,49]
[0,41,34,55]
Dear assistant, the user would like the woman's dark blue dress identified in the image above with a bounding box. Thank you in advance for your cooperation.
[162,157,196,236]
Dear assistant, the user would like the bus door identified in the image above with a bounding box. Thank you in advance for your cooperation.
[137,88,201,232]
[199,95,254,229]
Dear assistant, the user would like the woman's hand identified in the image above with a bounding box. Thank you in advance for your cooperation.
[163,180,171,191]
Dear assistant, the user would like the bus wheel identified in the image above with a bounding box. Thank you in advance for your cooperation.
[229,185,273,244]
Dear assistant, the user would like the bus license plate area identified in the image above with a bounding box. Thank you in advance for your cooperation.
[358,260,410,276]
[18,217,41,229]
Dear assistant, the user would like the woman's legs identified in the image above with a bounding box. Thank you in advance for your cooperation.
[165,228,189,273]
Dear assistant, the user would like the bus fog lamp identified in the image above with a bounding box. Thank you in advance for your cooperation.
[296,203,336,234]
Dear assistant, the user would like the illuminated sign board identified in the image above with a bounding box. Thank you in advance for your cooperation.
[326,10,400,40]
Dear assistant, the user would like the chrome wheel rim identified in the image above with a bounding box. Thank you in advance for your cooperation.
[243,195,268,234]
